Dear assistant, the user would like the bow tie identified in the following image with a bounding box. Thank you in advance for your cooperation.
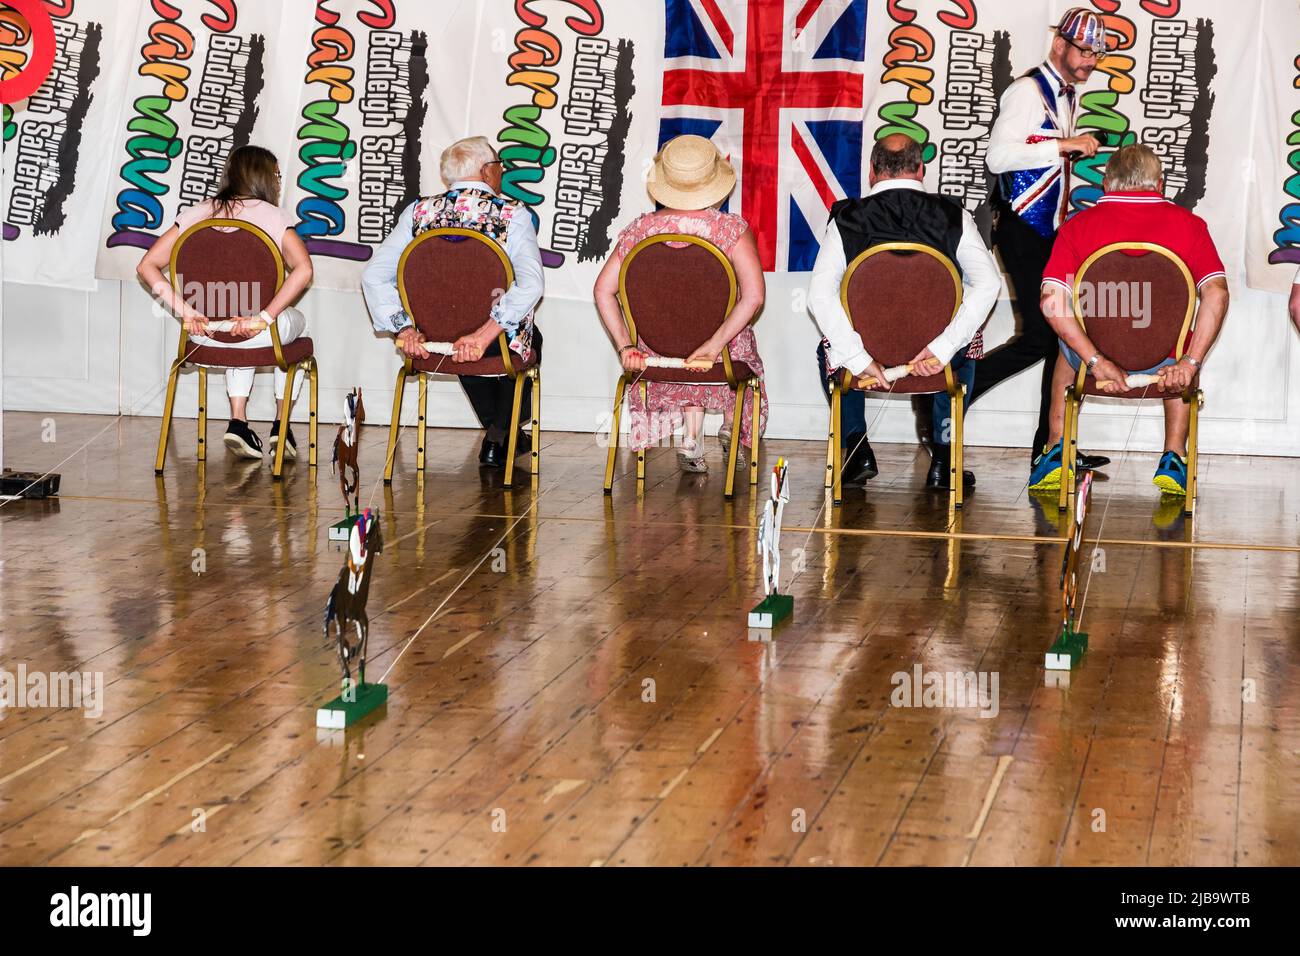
[1060,84,1076,98]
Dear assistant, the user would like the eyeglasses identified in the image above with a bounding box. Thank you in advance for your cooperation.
[1062,36,1107,62]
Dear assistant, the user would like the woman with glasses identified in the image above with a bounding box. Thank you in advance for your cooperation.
[941,6,1115,492]
[137,146,314,461]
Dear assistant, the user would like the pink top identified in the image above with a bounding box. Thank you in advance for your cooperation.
[614,209,750,259]
[175,199,297,253]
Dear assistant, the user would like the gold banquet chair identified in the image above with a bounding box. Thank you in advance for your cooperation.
[383,228,541,486]
[154,220,318,479]
[1059,243,1202,517]
[827,242,967,509]
[602,233,764,500]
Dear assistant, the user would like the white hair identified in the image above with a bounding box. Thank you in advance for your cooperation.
[440,136,498,186]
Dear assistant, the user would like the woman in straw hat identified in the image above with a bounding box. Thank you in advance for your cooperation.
[594,134,768,473]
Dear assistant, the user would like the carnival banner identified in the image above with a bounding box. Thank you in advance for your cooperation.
[864,0,1052,238]
[1,0,136,290]
[0,0,1292,298]
[283,0,449,291]
[95,0,304,280]
[1246,0,1300,294]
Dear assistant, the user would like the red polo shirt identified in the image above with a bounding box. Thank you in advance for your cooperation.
[1042,190,1226,294]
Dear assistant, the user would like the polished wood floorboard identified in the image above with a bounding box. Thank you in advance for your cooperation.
[0,410,1296,866]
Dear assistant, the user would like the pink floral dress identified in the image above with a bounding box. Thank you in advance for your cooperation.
[614,210,769,451]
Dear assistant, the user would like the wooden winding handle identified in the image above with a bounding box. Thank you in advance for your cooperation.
[856,363,914,390]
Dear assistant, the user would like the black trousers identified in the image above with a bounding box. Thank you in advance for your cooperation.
[969,210,1058,459]
[458,327,541,445]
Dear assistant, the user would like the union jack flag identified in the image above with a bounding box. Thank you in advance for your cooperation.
[661,0,868,272]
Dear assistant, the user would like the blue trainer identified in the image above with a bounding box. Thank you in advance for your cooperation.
[1153,450,1188,496]
[1029,440,1070,492]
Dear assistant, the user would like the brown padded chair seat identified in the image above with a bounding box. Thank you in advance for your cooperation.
[189,336,315,368]
[411,346,539,377]
[640,360,756,385]
[838,368,947,395]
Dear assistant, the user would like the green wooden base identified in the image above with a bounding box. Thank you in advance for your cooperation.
[316,682,388,728]
[330,510,379,542]
[748,593,793,629]
[1044,626,1088,671]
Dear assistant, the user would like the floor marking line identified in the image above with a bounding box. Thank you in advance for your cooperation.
[658,768,689,800]
[0,746,68,787]
[443,630,484,659]
[697,728,724,754]
[35,496,1299,553]
[966,754,1014,840]
[72,743,234,846]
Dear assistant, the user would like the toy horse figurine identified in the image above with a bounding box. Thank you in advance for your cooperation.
[331,388,365,518]
[748,459,794,629]
[323,508,384,686]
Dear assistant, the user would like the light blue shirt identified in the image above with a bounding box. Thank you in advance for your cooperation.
[361,180,546,338]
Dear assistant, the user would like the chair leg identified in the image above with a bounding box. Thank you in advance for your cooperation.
[155,361,183,474]
[272,365,297,480]
[504,374,525,486]
[952,385,965,511]
[825,384,839,492]
[196,367,208,463]
[748,380,761,487]
[384,367,407,484]
[1186,390,1201,518]
[725,384,744,499]
[308,359,319,468]
[1059,392,1074,513]
[1068,393,1081,505]
[604,375,627,494]
[833,386,845,506]
[416,374,428,474]
[636,380,648,485]
[530,369,541,477]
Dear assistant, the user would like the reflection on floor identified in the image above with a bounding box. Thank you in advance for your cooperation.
[0,412,1296,866]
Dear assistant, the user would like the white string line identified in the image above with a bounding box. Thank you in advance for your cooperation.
[0,336,210,508]
[1073,384,1154,632]
[782,378,900,595]
[375,363,654,684]
[359,352,450,514]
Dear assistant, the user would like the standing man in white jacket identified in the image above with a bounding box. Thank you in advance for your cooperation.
[976,7,1112,478]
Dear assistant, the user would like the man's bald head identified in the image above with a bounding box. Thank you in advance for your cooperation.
[869,134,925,184]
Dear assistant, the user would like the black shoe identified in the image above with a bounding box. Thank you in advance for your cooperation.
[514,432,533,460]
[223,420,263,460]
[1077,452,1111,471]
[480,438,506,469]
[842,434,878,487]
[268,421,297,460]
[926,454,975,490]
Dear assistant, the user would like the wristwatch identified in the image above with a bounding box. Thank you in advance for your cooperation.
[1086,353,1102,371]
[1181,355,1201,368]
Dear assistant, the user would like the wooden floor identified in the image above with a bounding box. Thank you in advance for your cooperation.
[0,409,1297,866]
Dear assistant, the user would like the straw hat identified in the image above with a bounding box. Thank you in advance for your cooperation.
[646,135,736,210]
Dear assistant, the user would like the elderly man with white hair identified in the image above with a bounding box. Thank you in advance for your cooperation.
[363,136,545,468]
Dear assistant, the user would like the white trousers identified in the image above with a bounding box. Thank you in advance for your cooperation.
[189,307,307,401]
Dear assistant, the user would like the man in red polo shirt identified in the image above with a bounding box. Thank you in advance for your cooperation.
[1033,144,1229,496]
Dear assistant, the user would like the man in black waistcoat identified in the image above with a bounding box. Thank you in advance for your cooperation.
[808,134,1001,490]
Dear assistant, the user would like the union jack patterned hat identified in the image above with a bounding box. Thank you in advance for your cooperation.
[1056,6,1108,54]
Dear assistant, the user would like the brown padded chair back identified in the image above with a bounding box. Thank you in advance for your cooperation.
[842,244,960,367]
[619,235,737,360]
[172,220,284,342]
[399,228,513,341]
[1072,244,1194,371]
